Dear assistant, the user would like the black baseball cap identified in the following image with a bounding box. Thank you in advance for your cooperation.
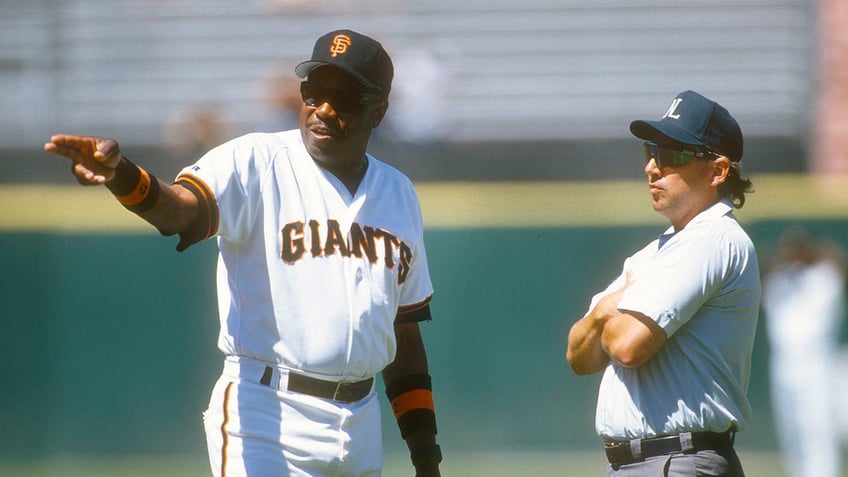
[295,29,394,96]
[630,90,743,162]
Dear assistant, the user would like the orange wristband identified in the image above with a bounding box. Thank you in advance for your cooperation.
[106,157,160,213]
[391,389,435,419]
[115,167,152,206]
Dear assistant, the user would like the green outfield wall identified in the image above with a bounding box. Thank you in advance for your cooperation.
[2,178,847,461]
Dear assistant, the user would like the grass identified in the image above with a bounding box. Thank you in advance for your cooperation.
[0,450,837,477]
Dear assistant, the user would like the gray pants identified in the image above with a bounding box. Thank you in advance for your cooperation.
[607,448,744,477]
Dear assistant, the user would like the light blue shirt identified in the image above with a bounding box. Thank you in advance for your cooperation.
[592,199,761,440]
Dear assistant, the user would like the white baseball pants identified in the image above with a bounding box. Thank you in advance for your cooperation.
[202,357,383,477]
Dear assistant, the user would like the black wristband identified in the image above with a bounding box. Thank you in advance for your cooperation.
[105,157,141,196]
[125,176,160,214]
[410,444,442,469]
[105,156,161,214]
[397,408,437,440]
[386,373,437,439]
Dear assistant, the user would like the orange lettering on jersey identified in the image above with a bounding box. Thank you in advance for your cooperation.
[279,219,414,285]
[374,228,399,269]
[349,224,378,263]
[324,219,351,257]
[329,34,352,57]
[398,242,412,284]
[281,222,306,263]
[308,219,323,257]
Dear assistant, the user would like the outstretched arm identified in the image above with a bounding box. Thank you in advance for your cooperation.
[44,134,200,237]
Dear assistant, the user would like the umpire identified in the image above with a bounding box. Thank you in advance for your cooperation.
[567,90,760,476]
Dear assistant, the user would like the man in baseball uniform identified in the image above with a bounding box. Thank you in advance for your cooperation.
[566,90,760,476]
[762,227,845,477]
[44,29,442,477]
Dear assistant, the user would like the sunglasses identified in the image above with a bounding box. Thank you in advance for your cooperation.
[643,142,715,169]
[299,82,381,114]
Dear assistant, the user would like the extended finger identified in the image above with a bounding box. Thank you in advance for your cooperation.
[44,134,95,159]
[48,134,93,150]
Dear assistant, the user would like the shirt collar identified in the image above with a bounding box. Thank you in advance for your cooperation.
[689,198,734,225]
[658,199,734,247]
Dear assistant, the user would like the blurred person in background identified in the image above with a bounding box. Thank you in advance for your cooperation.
[762,226,846,477]
[567,90,759,476]
[377,44,453,147]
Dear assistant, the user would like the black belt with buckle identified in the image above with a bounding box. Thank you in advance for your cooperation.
[604,431,734,466]
[260,366,373,403]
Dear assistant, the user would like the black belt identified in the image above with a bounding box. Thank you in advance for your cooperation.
[260,366,373,403]
[604,431,734,466]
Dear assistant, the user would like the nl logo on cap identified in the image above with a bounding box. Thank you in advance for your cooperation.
[663,97,684,120]
[330,34,352,57]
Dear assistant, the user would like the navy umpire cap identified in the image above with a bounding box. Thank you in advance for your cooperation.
[295,30,394,96]
[630,90,744,162]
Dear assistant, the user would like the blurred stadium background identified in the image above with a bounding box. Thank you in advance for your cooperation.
[2,1,847,476]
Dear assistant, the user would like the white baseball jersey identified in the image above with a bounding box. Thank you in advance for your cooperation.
[175,129,433,381]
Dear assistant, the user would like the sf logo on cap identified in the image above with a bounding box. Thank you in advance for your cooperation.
[330,34,352,57]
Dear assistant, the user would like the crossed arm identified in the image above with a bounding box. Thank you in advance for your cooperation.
[566,276,668,375]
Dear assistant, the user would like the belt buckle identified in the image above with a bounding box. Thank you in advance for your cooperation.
[331,378,373,402]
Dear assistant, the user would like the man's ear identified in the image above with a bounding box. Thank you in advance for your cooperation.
[710,156,731,187]
[372,99,389,128]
